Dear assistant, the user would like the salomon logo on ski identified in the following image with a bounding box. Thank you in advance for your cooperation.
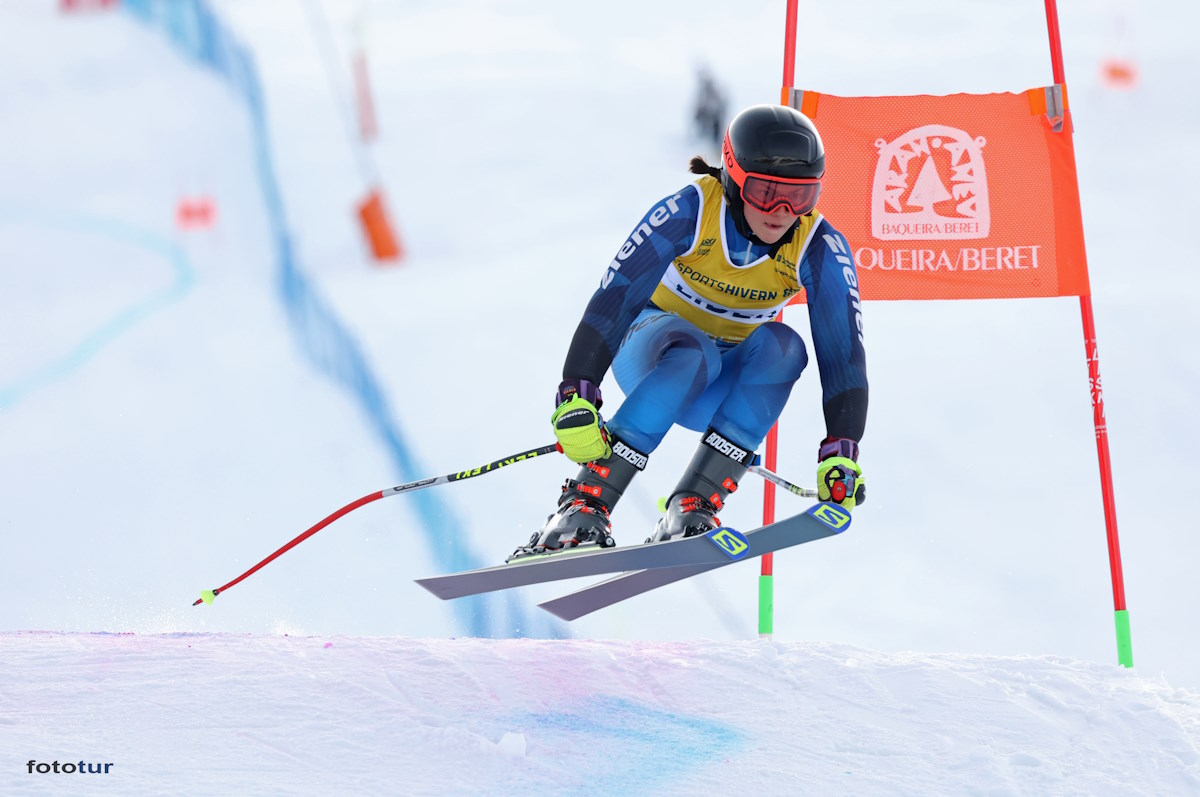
[809,502,851,530]
[706,527,750,559]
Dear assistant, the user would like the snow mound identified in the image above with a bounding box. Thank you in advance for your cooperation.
[3,632,1198,796]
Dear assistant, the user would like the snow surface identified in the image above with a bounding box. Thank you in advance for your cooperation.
[3,632,1199,796]
[2,0,1200,793]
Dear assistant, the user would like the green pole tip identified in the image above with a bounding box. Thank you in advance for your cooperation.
[656,496,668,512]
[758,574,774,636]
[200,589,216,605]
[1114,609,1134,668]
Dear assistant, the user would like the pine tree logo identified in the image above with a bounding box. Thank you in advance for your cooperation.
[870,125,990,240]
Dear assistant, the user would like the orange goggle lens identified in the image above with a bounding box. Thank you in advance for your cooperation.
[740,174,821,216]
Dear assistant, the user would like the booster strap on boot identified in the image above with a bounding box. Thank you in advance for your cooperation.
[701,429,752,466]
[608,436,649,472]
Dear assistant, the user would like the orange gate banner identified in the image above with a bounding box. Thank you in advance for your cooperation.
[795,88,1090,302]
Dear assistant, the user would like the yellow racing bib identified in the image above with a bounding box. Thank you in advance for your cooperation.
[650,176,820,343]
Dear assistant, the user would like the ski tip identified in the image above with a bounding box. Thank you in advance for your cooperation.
[538,602,578,622]
[413,577,456,600]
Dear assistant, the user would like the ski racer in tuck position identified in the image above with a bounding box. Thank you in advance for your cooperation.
[510,104,869,562]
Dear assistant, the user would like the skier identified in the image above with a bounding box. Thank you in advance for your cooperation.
[511,104,868,561]
[691,65,728,151]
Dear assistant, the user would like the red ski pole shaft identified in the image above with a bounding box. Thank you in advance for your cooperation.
[193,443,559,606]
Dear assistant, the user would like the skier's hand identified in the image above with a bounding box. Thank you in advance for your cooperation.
[816,437,865,510]
[552,381,611,464]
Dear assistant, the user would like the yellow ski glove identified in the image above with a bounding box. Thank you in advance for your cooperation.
[552,395,611,464]
[816,437,866,511]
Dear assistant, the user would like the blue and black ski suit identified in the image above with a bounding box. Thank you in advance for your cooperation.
[562,174,868,457]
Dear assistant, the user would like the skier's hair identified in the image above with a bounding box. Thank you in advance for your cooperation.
[689,156,723,180]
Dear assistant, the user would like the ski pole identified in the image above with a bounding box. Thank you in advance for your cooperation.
[193,443,559,606]
[749,463,819,499]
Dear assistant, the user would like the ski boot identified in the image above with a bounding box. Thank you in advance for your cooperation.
[649,428,751,543]
[508,436,648,562]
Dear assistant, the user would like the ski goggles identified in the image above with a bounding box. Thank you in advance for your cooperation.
[738,173,822,216]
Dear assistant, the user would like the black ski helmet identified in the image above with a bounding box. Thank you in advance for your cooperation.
[721,104,825,215]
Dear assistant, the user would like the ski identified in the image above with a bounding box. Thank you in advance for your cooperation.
[414,502,851,602]
[538,565,712,621]
[538,502,851,620]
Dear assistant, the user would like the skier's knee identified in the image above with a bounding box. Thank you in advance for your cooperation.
[750,323,808,379]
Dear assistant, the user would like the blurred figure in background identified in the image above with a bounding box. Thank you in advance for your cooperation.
[692,66,728,154]
[513,105,868,561]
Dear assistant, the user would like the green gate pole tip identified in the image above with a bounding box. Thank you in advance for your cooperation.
[758,575,773,638]
[1114,609,1133,668]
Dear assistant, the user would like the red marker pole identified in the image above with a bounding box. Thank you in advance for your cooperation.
[1043,0,1131,667]
[759,0,801,638]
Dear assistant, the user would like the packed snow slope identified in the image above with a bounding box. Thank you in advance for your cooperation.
[2,0,1200,791]
[2,632,1198,796]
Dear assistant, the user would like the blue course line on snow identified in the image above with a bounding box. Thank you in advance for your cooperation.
[497,696,746,796]
[0,211,195,411]
[123,0,564,640]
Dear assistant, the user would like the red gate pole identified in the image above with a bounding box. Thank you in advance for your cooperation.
[1043,0,1132,667]
[759,0,801,638]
